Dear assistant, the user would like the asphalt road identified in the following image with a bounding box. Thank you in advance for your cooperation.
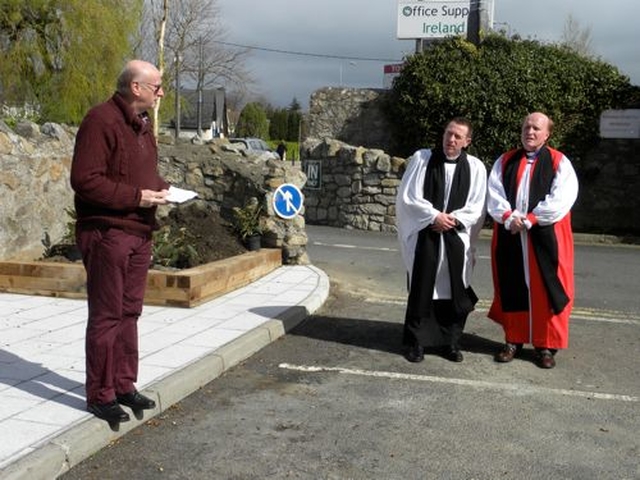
[61,226,640,480]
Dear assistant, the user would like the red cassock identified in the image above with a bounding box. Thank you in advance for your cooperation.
[488,216,574,349]
[487,146,576,350]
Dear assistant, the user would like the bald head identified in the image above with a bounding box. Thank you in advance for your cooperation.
[521,112,553,152]
[114,60,163,114]
[117,60,160,95]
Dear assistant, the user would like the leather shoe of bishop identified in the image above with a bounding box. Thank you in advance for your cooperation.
[87,400,130,423]
[534,349,556,369]
[117,390,156,410]
[404,343,424,363]
[495,343,522,363]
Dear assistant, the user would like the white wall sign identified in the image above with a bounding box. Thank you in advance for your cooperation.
[397,0,471,39]
[600,110,640,139]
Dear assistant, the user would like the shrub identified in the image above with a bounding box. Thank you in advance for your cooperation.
[231,198,263,240]
[386,34,638,168]
[152,225,199,269]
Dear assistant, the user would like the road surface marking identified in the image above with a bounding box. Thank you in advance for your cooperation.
[279,363,638,403]
[359,296,640,326]
[312,241,398,252]
[312,241,492,260]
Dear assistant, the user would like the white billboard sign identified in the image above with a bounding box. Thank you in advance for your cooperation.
[599,109,640,139]
[397,0,471,39]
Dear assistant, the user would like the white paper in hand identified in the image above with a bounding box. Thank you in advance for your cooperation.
[166,186,198,204]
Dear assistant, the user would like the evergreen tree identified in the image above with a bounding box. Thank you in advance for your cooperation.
[269,109,288,141]
[285,97,302,142]
[287,109,302,142]
[236,102,269,139]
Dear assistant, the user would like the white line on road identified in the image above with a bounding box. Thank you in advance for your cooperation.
[312,241,493,260]
[360,297,640,326]
[312,241,398,252]
[278,363,639,403]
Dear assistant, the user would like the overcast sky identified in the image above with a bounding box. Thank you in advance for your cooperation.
[217,0,640,109]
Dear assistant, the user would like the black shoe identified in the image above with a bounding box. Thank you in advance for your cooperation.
[404,343,424,363]
[88,400,130,423]
[442,346,464,363]
[116,391,156,410]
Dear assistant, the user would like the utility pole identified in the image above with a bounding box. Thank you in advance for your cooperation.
[467,0,480,45]
[468,0,493,46]
[196,36,204,138]
[174,55,181,140]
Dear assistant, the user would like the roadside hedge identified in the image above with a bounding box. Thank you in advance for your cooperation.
[386,34,639,168]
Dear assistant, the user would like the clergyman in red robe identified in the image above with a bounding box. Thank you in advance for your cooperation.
[487,112,579,369]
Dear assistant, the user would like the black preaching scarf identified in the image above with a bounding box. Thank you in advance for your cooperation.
[405,148,478,326]
[496,147,570,314]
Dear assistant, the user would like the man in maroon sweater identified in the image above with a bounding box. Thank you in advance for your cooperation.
[71,60,170,423]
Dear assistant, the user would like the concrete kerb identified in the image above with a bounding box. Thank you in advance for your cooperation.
[0,266,331,480]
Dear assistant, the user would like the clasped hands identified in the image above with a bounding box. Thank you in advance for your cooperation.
[431,212,458,233]
[506,212,528,234]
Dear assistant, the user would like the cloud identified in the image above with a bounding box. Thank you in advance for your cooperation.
[218,0,639,108]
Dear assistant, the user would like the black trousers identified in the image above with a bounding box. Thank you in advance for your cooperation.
[403,298,467,348]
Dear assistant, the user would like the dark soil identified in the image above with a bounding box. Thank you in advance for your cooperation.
[159,202,248,266]
[42,202,248,268]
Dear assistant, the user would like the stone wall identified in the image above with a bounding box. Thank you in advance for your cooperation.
[0,123,308,264]
[301,136,640,237]
[305,88,640,237]
[572,138,640,236]
[158,141,308,264]
[0,120,76,260]
[301,137,405,232]
[3,107,639,264]
[308,87,394,153]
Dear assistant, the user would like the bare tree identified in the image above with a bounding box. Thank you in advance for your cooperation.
[139,0,252,136]
[561,14,593,57]
[155,0,169,137]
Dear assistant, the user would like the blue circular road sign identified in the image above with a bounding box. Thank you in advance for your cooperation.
[273,183,304,219]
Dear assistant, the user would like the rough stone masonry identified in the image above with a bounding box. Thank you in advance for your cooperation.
[0,120,309,264]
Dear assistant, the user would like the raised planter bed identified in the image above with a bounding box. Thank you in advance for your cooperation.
[0,248,282,308]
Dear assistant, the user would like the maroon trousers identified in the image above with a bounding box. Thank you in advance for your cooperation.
[76,227,152,404]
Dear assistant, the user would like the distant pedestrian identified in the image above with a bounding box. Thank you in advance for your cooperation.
[276,141,286,161]
[71,60,170,423]
[396,117,487,363]
[487,112,579,369]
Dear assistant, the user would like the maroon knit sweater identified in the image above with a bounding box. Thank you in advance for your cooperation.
[70,93,169,237]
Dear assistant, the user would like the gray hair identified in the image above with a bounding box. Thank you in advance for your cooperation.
[116,64,136,95]
[115,60,158,95]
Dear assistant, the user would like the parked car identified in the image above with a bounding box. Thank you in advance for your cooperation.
[228,137,275,156]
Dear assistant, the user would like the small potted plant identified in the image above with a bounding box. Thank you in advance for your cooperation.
[232,198,263,251]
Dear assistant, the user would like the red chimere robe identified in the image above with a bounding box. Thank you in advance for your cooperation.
[487,147,577,349]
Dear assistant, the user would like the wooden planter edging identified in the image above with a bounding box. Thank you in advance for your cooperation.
[0,248,282,308]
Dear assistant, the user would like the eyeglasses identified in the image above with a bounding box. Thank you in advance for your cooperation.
[138,82,163,95]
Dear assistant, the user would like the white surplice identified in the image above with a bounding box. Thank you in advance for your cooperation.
[396,149,488,298]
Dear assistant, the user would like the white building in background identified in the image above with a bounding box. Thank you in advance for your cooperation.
[170,87,227,140]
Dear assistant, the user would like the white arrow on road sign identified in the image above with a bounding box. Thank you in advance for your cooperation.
[273,183,303,219]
